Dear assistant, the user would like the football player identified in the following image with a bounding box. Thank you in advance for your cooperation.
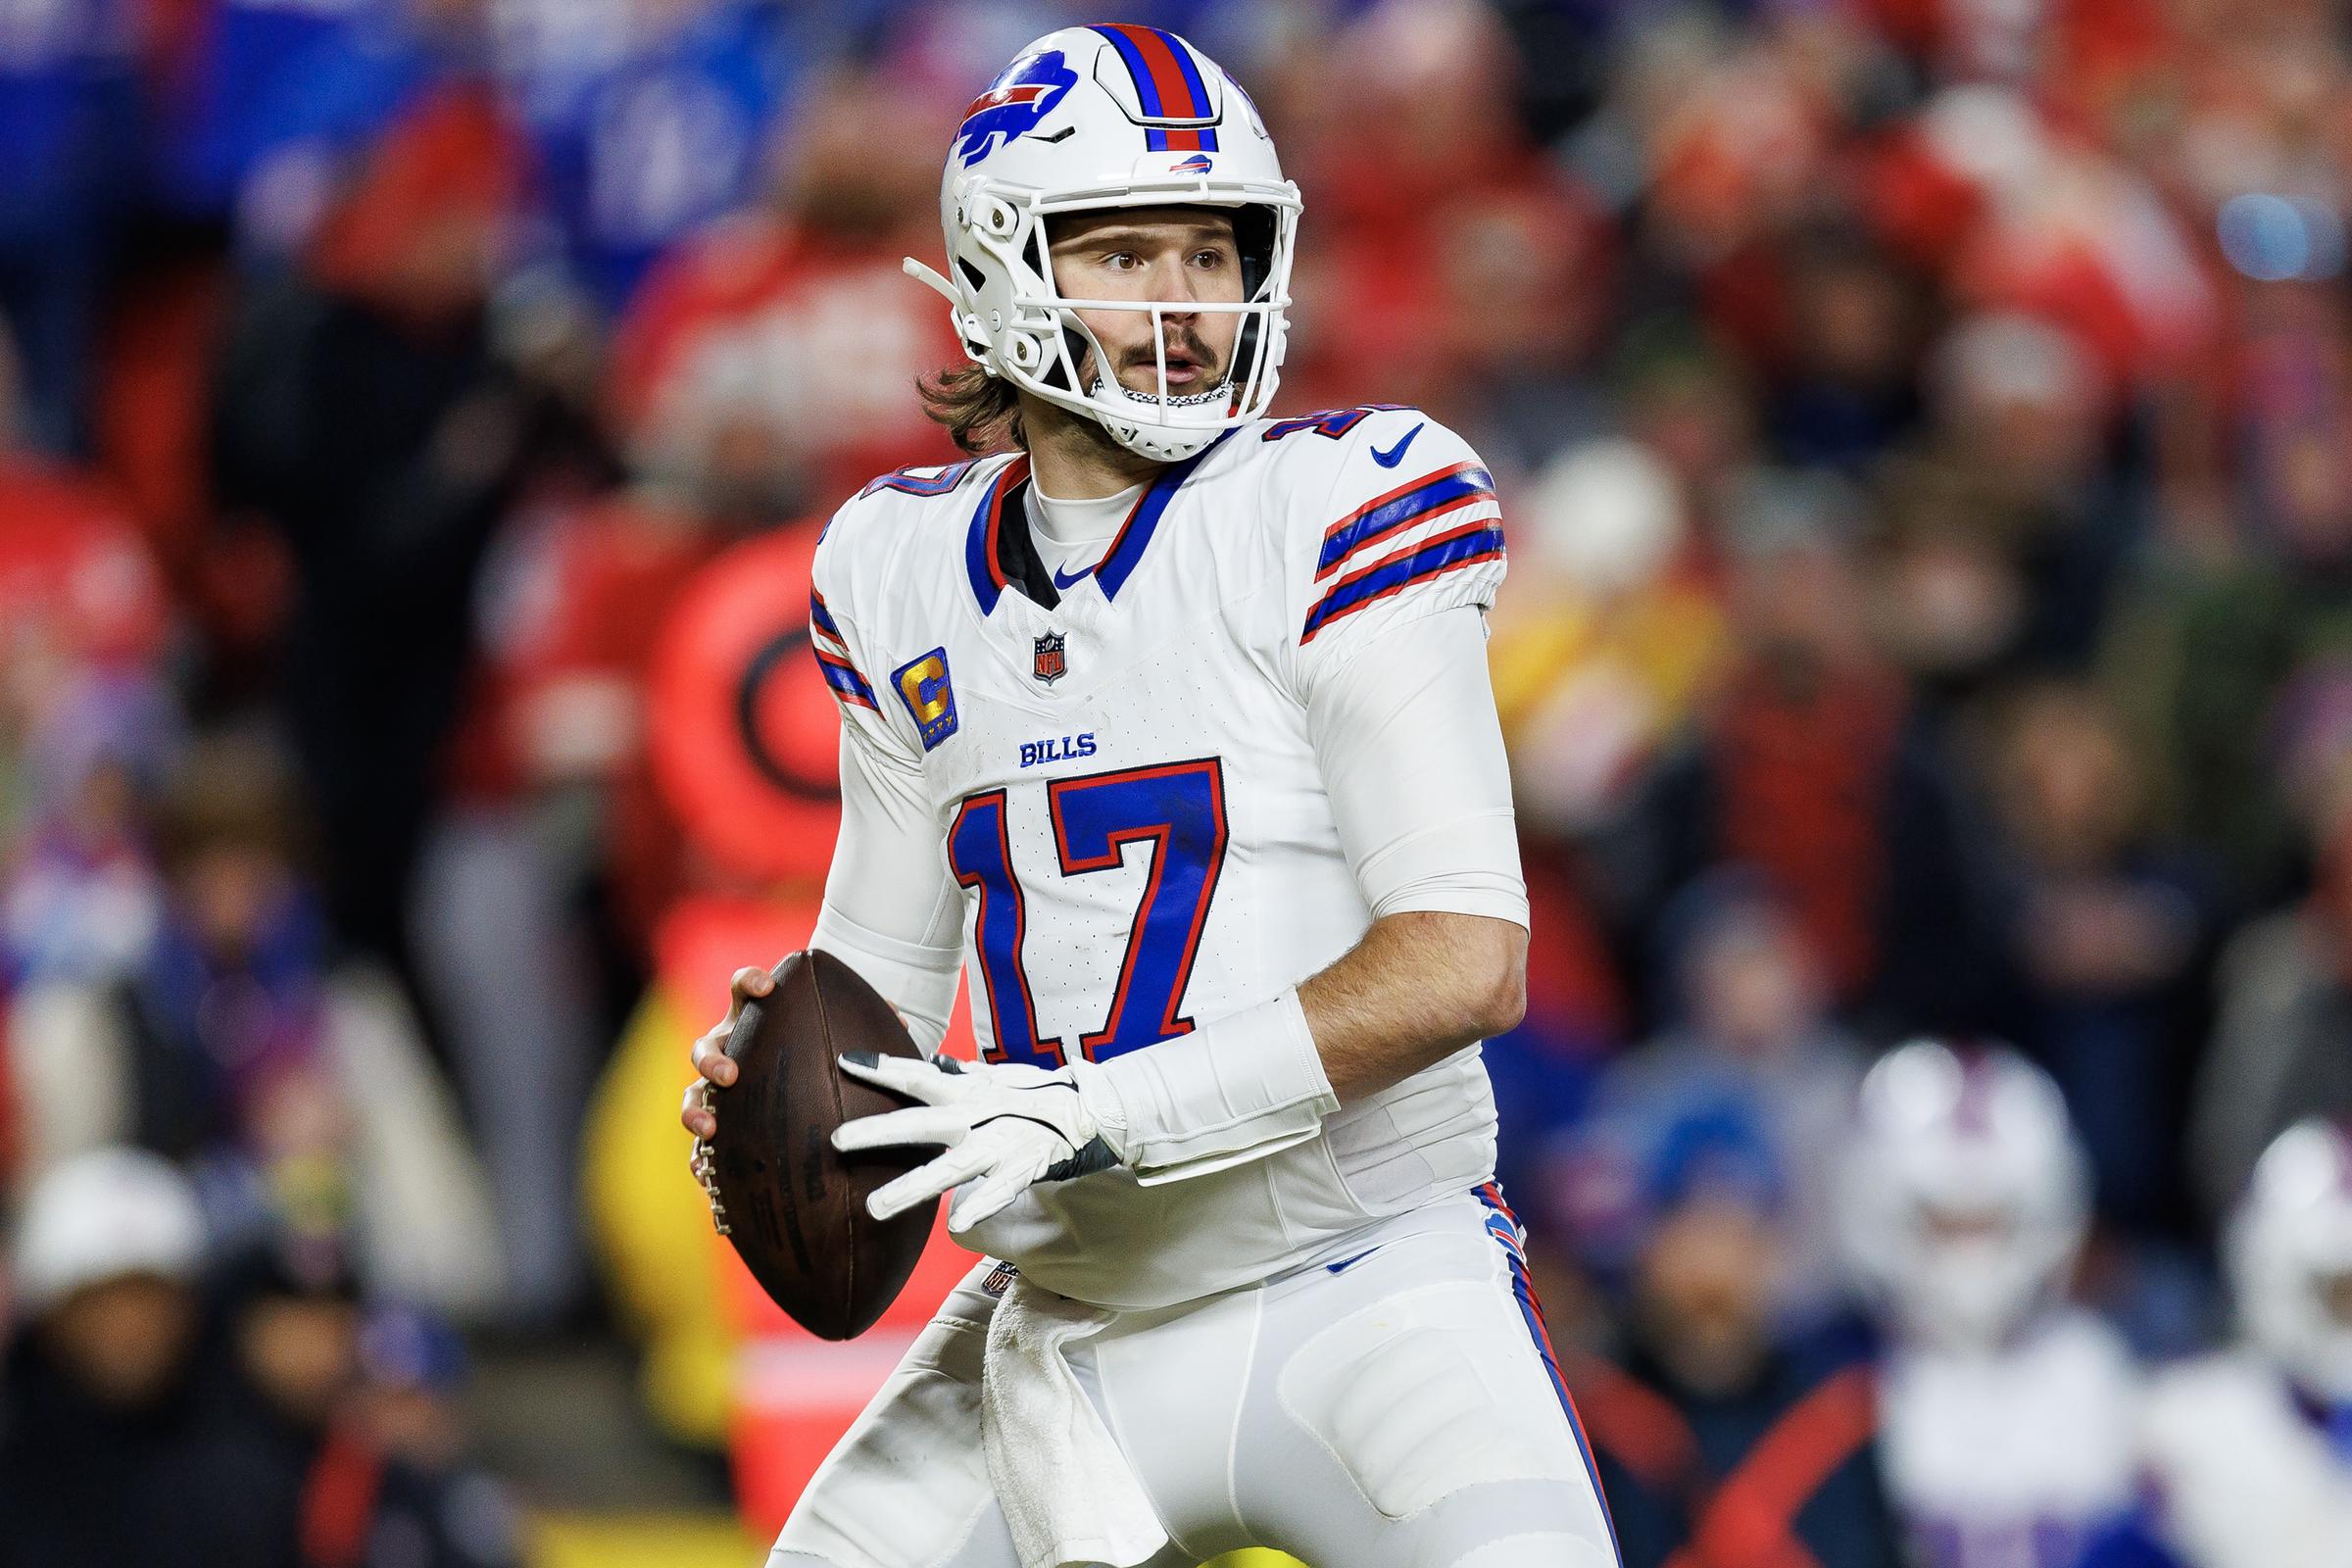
[677,24,1617,1568]
[2083,1118,2352,1568]
[1841,1042,2140,1568]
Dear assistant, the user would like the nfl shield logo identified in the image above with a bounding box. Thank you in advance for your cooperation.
[1032,631,1067,685]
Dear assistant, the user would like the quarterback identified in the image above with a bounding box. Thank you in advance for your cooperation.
[681,24,1618,1568]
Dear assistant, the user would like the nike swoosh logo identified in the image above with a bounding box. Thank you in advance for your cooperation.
[1051,564,1092,589]
[1325,1247,1381,1275]
[1369,422,1424,468]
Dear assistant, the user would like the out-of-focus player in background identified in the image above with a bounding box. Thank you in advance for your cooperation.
[2082,1118,2352,1568]
[1841,1042,2140,1568]
[676,23,1617,1568]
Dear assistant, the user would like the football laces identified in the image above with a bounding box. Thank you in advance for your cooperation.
[690,1081,731,1237]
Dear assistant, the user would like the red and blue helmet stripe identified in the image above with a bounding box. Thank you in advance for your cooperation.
[1090,24,1220,153]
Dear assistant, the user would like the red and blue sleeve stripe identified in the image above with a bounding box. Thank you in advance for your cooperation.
[812,646,877,710]
[1091,24,1219,153]
[1300,519,1505,644]
[808,592,876,710]
[809,588,845,645]
[1315,463,1496,579]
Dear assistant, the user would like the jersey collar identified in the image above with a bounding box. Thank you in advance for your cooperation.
[962,433,1233,614]
[962,454,1034,614]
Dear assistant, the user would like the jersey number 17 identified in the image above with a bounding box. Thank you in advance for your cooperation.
[949,759,1228,1067]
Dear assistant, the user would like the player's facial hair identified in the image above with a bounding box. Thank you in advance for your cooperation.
[1074,319,1226,399]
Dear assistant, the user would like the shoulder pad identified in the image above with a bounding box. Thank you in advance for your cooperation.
[1261,408,1504,655]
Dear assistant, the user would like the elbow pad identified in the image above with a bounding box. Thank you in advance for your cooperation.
[1086,990,1338,1184]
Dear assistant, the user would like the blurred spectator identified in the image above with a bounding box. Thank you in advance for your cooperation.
[0,312,178,870]
[1560,872,1865,1325]
[0,318,175,705]
[225,0,504,261]
[342,1305,526,1568]
[412,225,841,1322]
[213,79,607,983]
[2190,762,2352,1222]
[608,64,962,503]
[220,1233,370,1561]
[0,1147,292,1565]
[1841,1042,2141,1568]
[1597,470,1990,1040]
[1758,230,1924,476]
[2088,1119,2352,1567]
[220,1238,526,1568]
[1492,437,1730,840]
[0,0,137,455]
[520,0,807,311]
[145,0,389,225]
[2103,285,2352,906]
[1889,313,2136,680]
[8,733,501,1314]
[1278,0,1607,445]
[1563,1110,1899,1568]
[1982,680,2217,1235]
[1,671,180,994]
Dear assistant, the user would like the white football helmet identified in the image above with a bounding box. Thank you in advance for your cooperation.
[905,24,1300,462]
[1841,1041,2092,1350]
[2228,1118,2352,1400]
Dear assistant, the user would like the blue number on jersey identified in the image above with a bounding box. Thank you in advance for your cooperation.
[1049,760,1229,1058]
[948,760,1230,1065]
[948,790,1052,1064]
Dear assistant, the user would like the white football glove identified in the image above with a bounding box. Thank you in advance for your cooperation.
[832,1053,1124,1233]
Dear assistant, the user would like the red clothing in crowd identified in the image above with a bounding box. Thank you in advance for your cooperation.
[444,494,730,946]
[609,218,965,502]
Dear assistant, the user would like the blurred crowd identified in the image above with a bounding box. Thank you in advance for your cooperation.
[7,0,2352,1564]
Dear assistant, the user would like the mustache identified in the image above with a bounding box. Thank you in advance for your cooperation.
[1119,328,1218,373]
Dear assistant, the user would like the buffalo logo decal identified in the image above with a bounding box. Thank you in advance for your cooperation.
[954,50,1079,167]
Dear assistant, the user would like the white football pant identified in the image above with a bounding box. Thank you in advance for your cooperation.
[768,1189,1619,1568]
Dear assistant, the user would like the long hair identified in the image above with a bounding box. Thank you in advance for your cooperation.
[918,362,1025,454]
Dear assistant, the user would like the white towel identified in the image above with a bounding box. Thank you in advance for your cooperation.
[981,1273,1171,1568]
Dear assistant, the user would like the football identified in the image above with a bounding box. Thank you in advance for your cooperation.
[699,950,934,1340]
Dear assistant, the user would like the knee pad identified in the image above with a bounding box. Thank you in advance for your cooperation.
[1277,1282,1585,1521]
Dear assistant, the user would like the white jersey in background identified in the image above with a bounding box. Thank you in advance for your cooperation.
[2132,1351,2352,1568]
[1875,1308,2140,1568]
[806,403,1524,1310]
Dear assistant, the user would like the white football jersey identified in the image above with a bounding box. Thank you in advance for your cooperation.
[808,406,1512,1309]
[2136,1351,2352,1568]
[1875,1309,2140,1568]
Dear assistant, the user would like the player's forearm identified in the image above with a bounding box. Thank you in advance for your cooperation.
[1297,910,1528,1102]
[1086,909,1524,1186]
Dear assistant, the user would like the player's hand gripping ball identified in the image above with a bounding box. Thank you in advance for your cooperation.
[683,952,935,1340]
[833,1054,1121,1235]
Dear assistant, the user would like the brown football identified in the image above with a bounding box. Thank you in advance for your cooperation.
[701,950,933,1340]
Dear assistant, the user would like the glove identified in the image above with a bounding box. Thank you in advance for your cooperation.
[832,1053,1124,1233]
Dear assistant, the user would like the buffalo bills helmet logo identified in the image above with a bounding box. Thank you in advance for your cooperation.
[955,50,1079,167]
[1169,153,1213,174]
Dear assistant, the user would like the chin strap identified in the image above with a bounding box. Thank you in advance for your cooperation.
[1093,369,1235,413]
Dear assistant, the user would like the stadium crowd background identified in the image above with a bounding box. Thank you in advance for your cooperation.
[3,0,2350,1563]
